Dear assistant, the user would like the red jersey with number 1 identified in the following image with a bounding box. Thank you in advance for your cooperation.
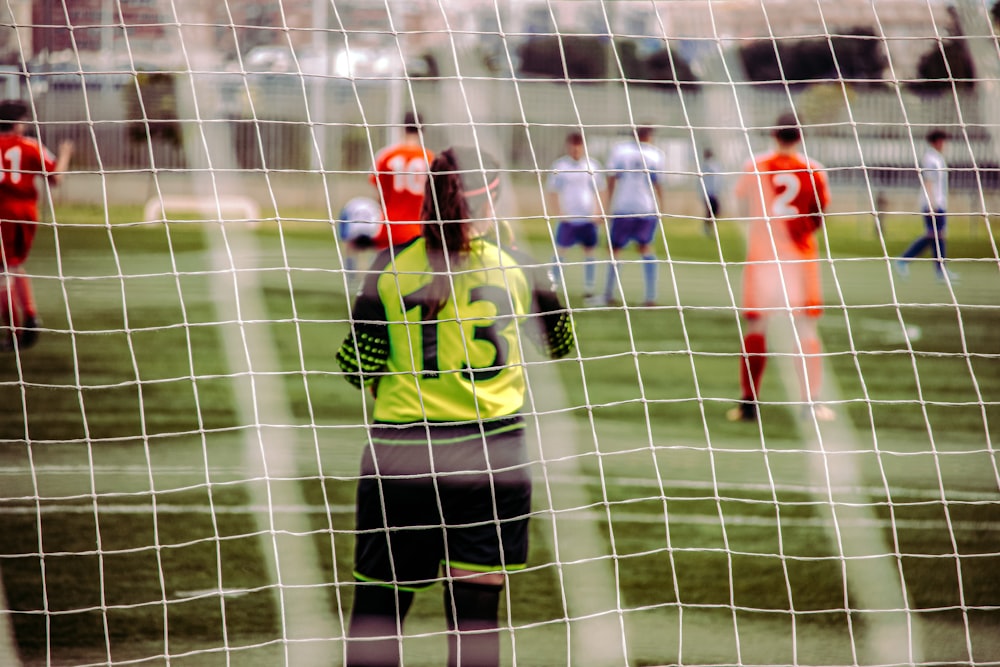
[369,142,434,249]
[0,132,57,266]
[734,150,830,317]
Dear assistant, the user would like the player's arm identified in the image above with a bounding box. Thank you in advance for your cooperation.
[526,261,575,359]
[605,175,617,212]
[336,270,390,390]
[592,164,608,222]
[545,175,563,221]
[49,140,73,186]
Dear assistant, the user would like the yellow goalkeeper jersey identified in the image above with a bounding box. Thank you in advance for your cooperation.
[337,236,575,425]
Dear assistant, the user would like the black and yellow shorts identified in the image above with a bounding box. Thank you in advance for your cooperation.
[353,416,531,590]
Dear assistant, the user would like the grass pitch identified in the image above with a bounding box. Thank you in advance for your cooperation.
[0,202,998,666]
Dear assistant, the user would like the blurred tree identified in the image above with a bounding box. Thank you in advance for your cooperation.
[519,35,697,87]
[909,38,976,94]
[644,47,698,89]
[517,35,607,79]
[740,27,886,85]
[125,71,181,146]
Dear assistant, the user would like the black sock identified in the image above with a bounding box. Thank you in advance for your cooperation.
[346,584,415,667]
[444,579,503,667]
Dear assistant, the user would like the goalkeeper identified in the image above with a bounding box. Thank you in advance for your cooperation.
[337,146,575,667]
[729,112,833,423]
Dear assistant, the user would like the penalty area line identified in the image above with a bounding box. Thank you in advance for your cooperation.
[774,318,925,666]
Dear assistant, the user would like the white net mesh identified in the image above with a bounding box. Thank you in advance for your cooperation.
[0,1,998,665]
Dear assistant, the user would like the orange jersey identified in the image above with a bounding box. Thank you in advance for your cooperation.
[370,142,434,248]
[734,151,830,317]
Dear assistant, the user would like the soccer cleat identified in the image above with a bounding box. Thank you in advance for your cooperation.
[18,315,40,349]
[726,401,757,422]
[893,259,909,279]
[936,269,960,285]
[802,404,836,422]
[583,294,606,307]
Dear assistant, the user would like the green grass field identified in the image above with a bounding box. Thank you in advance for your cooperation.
[1,201,998,666]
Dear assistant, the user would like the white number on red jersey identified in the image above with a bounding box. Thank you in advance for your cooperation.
[386,154,428,195]
[0,146,24,184]
[771,172,801,217]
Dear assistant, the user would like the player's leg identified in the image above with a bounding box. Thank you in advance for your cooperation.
[440,425,530,667]
[347,442,443,666]
[550,222,572,291]
[580,222,599,298]
[9,223,41,347]
[0,222,18,348]
[0,271,12,351]
[346,584,416,667]
[729,314,768,422]
[636,216,659,306]
[928,209,956,282]
[792,313,833,421]
[443,572,504,667]
[704,194,720,236]
[602,217,632,304]
[896,210,934,276]
[12,265,40,348]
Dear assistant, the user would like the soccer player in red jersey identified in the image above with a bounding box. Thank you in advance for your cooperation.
[0,99,73,349]
[729,112,833,423]
[369,111,434,249]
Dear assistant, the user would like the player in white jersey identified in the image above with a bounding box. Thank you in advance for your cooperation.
[896,129,957,283]
[545,132,606,303]
[599,126,665,307]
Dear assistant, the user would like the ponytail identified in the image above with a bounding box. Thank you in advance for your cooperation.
[421,147,502,318]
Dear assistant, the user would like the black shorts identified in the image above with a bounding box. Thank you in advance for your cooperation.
[353,417,532,590]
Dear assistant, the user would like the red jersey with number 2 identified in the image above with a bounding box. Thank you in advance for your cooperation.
[0,133,57,266]
[369,143,434,249]
[734,151,830,318]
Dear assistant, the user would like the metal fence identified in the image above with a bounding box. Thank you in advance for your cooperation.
[30,74,997,192]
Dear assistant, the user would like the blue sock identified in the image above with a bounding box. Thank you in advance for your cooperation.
[642,254,657,303]
[604,261,619,300]
[345,256,357,273]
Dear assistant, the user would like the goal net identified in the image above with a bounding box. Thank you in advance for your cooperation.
[1,1,998,665]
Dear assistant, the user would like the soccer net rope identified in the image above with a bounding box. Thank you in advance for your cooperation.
[0,1,998,666]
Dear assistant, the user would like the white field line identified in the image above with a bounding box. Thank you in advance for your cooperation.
[524,361,630,667]
[169,25,340,662]
[775,319,925,666]
[205,221,339,664]
[0,501,993,534]
[0,466,991,504]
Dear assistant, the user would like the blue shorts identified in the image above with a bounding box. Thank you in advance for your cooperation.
[609,214,658,250]
[556,220,599,249]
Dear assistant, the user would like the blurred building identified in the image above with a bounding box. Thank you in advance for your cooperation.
[0,0,966,78]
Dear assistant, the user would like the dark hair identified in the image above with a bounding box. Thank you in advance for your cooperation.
[0,99,28,132]
[403,110,421,135]
[421,146,502,318]
[772,112,801,145]
[926,128,948,144]
[636,126,654,142]
[566,131,584,145]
